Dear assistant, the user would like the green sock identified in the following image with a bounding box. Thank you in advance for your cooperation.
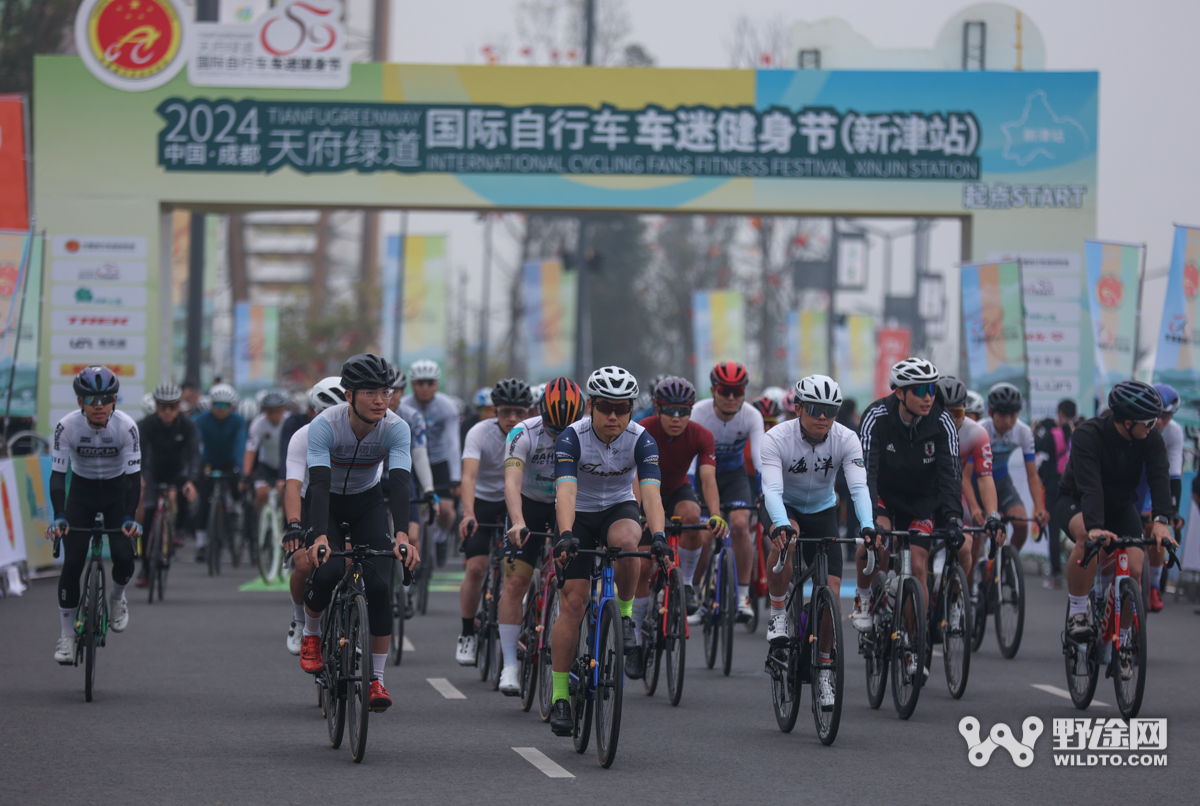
[553,671,570,702]
[618,597,633,618]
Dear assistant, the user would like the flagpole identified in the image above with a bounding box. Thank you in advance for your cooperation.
[1132,242,1147,381]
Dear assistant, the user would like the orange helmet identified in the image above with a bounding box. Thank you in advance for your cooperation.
[540,377,584,431]
[710,361,748,388]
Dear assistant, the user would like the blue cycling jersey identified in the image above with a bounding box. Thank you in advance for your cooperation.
[193,410,247,469]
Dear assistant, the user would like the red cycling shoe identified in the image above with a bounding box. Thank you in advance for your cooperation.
[300,635,324,673]
[369,680,392,712]
[1149,588,1164,612]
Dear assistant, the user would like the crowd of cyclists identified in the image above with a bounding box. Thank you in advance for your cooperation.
[46,352,1185,753]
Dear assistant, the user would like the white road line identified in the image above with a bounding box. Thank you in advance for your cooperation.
[427,678,466,699]
[932,648,943,658]
[1031,683,1109,707]
[403,636,415,652]
[512,747,574,778]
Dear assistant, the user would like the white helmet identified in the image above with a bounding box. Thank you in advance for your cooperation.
[209,383,240,406]
[762,386,787,405]
[409,359,441,381]
[141,392,157,416]
[530,383,546,406]
[889,357,939,389]
[795,374,843,406]
[309,376,347,413]
[238,399,259,421]
[964,390,986,417]
[586,366,639,401]
[196,395,212,413]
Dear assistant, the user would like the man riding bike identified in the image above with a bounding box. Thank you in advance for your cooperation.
[404,360,461,566]
[192,383,247,562]
[939,375,1001,582]
[1138,383,1184,612]
[980,383,1049,550]
[243,388,289,521]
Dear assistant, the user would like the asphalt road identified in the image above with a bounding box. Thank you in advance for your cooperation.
[3,555,1198,805]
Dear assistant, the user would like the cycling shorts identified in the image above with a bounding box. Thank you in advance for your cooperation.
[464,498,507,560]
[993,474,1023,513]
[1054,496,1143,550]
[561,500,641,582]
[431,461,455,496]
[641,483,701,546]
[253,463,279,489]
[503,497,557,578]
[700,469,752,517]
[873,497,934,551]
[783,505,843,579]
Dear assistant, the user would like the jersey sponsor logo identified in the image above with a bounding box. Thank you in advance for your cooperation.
[80,436,91,443]
[887,443,896,452]
[77,446,121,458]
[54,422,64,450]
[924,441,935,457]
[787,457,808,474]
[579,462,633,477]
[852,458,864,467]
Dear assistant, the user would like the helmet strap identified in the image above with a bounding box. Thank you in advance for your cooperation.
[799,421,828,445]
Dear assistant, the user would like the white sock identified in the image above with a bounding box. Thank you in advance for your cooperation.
[303,612,322,637]
[1149,564,1163,592]
[631,597,651,644]
[856,586,871,604]
[292,601,306,622]
[110,582,126,601]
[678,547,701,585]
[1068,594,1089,617]
[769,595,787,620]
[60,608,76,638]
[738,584,749,604]
[372,653,386,682]
[499,623,520,669]
[195,529,208,548]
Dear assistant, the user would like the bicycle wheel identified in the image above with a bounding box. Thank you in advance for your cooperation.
[995,545,1025,659]
[147,511,165,604]
[83,563,100,702]
[768,643,800,733]
[890,576,926,720]
[258,503,281,583]
[1063,597,1099,709]
[476,574,492,681]
[487,569,503,691]
[346,594,372,763]
[665,567,687,707]
[538,584,559,722]
[942,564,971,700]
[720,548,736,676]
[519,579,541,712]
[864,577,888,709]
[388,564,404,666]
[642,580,662,697]
[158,515,173,602]
[746,592,759,633]
[229,495,246,568]
[208,497,222,577]
[594,598,624,768]
[416,526,432,615]
[571,618,592,755]
[969,559,988,652]
[1114,577,1148,718]
[325,604,346,749]
[702,558,718,669]
[810,585,844,746]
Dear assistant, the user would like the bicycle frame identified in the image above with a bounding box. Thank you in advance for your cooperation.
[659,518,707,639]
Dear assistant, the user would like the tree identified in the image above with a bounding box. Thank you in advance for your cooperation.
[725,14,791,69]
[0,0,81,94]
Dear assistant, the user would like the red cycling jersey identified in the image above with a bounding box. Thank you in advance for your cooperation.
[959,416,993,477]
[639,416,716,492]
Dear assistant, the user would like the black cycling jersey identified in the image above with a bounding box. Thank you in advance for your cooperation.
[1058,412,1172,531]
[137,413,200,489]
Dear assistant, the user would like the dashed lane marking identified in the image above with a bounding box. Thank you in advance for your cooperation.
[427,677,466,699]
[512,747,574,778]
[1032,683,1109,707]
[403,636,415,652]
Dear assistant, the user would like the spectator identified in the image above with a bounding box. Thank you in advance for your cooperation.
[1035,398,1077,588]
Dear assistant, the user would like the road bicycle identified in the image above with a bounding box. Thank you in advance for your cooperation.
[1063,536,1177,718]
[205,469,244,576]
[970,514,1036,658]
[511,527,557,713]
[256,486,284,584]
[410,492,440,617]
[144,484,178,603]
[697,503,754,676]
[389,493,438,666]
[638,516,701,706]
[923,526,976,700]
[859,528,927,719]
[746,517,770,634]
[464,520,507,689]
[54,515,127,702]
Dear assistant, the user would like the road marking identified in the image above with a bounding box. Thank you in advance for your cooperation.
[1031,683,1109,707]
[403,636,415,652]
[427,678,466,699]
[512,747,574,778]
[932,648,943,658]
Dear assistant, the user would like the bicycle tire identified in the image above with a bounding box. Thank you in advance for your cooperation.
[864,576,888,709]
[208,495,222,577]
[416,525,432,615]
[720,548,736,676]
[890,576,926,720]
[325,602,346,749]
[258,502,282,583]
[519,574,541,712]
[1114,577,1148,718]
[969,559,988,652]
[571,617,592,755]
[159,511,173,602]
[594,598,624,768]
[389,564,404,666]
[769,638,800,733]
[229,493,246,568]
[642,578,662,697]
[995,544,1025,659]
[810,585,844,746]
[538,584,559,722]
[147,509,165,604]
[476,573,492,681]
[746,592,759,633]
[83,562,100,702]
[487,567,502,691]
[665,567,687,707]
[702,558,718,670]
[1063,596,1098,709]
[942,563,971,700]
[347,594,372,762]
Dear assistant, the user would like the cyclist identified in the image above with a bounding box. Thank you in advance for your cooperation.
[192,384,247,563]
[761,375,874,707]
[387,363,435,561]
[548,366,665,736]
[404,360,461,562]
[461,387,494,445]
[981,383,1049,550]
[964,391,986,422]
[497,377,585,694]
[455,378,533,667]
[528,383,546,418]
[1139,383,1185,612]
[939,376,1001,580]
[135,382,200,587]
[47,367,143,663]
[243,388,289,519]
[1060,380,1176,651]
[689,361,764,622]
[300,354,418,712]
[853,358,964,645]
[752,394,784,429]
[626,376,728,677]
[632,374,667,422]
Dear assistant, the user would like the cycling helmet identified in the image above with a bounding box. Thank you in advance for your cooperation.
[654,376,697,406]
[530,383,546,406]
[1153,383,1180,415]
[1108,380,1162,422]
[309,376,347,413]
[889,357,939,389]
[340,353,391,391]
[209,383,239,406]
[752,395,783,422]
[964,390,985,417]
[141,393,157,415]
[709,361,748,388]
[196,395,211,413]
[259,388,289,408]
[937,376,969,408]
[409,359,441,381]
[586,366,639,401]
[541,377,584,431]
[762,386,787,406]
[795,374,843,406]
[987,382,1023,414]
[781,391,796,415]
[153,382,182,404]
[239,399,260,421]
[492,378,533,408]
[645,374,668,399]
[389,363,407,390]
[472,387,493,409]
[73,365,120,397]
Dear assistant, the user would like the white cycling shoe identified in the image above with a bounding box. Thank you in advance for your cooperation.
[287,620,302,655]
[736,598,754,623]
[455,634,477,666]
[849,595,872,633]
[54,635,76,665]
[766,614,789,644]
[499,665,520,696]
[817,668,836,710]
[110,597,129,633]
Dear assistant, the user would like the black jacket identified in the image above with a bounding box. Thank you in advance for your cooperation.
[860,394,962,527]
[137,413,200,488]
[1058,413,1172,532]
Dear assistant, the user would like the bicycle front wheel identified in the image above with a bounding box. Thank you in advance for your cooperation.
[702,559,718,669]
[571,618,592,755]
[995,545,1025,658]
[417,525,433,615]
[594,598,624,768]
[324,604,346,749]
[486,568,502,691]
[208,497,222,577]
[147,511,165,604]
[1063,597,1099,709]
[519,579,540,712]
[538,585,559,722]
[890,576,926,720]
[864,577,888,709]
[346,594,372,763]
[664,568,687,707]
[83,564,100,702]
[942,563,972,700]
[720,548,736,676]
[389,564,405,666]
[810,585,844,745]
[969,559,988,652]
[1115,577,1148,718]
[642,580,662,697]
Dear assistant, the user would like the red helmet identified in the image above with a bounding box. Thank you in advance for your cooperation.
[709,361,748,388]
[540,377,584,431]
[752,395,783,423]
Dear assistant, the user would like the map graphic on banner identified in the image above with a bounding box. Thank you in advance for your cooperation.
[1085,240,1142,406]
[835,314,876,407]
[692,290,744,396]
[400,235,448,367]
[233,302,279,389]
[961,261,1027,401]
[0,233,43,418]
[523,259,576,383]
[1153,225,1200,428]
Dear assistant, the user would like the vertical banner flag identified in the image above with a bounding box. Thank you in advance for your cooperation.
[961,261,1028,401]
[233,302,279,388]
[0,96,29,230]
[787,290,830,379]
[400,235,448,367]
[836,314,876,406]
[523,259,576,383]
[381,234,403,365]
[875,327,911,401]
[692,290,745,395]
[1153,226,1200,428]
[1085,240,1143,405]
[0,232,42,417]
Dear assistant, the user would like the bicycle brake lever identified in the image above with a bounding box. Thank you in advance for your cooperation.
[771,538,793,574]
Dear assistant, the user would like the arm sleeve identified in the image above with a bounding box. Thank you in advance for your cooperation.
[51,420,70,474]
[462,422,485,461]
[935,411,964,526]
[306,417,335,538]
[1145,430,1174,520]
[137,422,155,487]
[124,471,141,519]
[554,428,580,485]
[1166,422,1184,478]
[387,419,411,473]
[760,431,789,528]
[50,470,66,519]
[635,431,662,486]
[1020,423,1036,463]
[245,416,262,453]
[445,399,462,482]
[122,418,142,476]
[1070,427,1107,532]
[841,438,874,531]
[411,445,433,494]
[285,431,307,482]
[506,423,530,463]
[748,408,765,474]
[387,468,411,532]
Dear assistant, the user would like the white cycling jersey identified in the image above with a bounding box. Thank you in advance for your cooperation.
[761,420,873,530]
[52,409,141,480]
[401,391,461,479]
[462,418,508,502]
[285,422,311,497]
[1163,418,1183,478]
[306,405,411,496]
[246,412,284,469]
[554,417,661,512]
[689,399,764,475]
[395,397,434,493]
[980,417,1035,481]
[506,415,558,504]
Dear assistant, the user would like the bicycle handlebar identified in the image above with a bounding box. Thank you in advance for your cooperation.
[771,535,867,574]
[554,544,665,589]
[663,522,710,535]
[316,541,413,585]
[1079,536,1179,571]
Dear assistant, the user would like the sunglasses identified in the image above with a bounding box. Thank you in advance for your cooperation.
[903,383,936,398]
[714,384,746,398]
[803,403,839,420]
[497,406,526,419]
[212,402,232,410]
[1131,417,1157,429]
[659,405,692,418]
[82,394,117,406]
[592,400,633,417]
[413,379,437,387]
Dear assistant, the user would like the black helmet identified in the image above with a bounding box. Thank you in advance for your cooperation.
[1108,380,1162,422]
[987,382,1023,414]
[654,376,696,406]
[937,376,968,408]
[74,365,120,397]
[389,363,407,390]
[492,378,533,408]
[340,353,391,391]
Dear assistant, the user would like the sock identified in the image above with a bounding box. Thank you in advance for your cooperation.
[618,597,633,618]
[110,582,126,601]
[461,617,475,637]
[292,601,306,622]
[195,529,207,548]
[1068,594,1089,617]
[553,671,569,702]
[1149,563,1163,592]
[60,608,76,638]
[678,547,701,585]
[738,584,749,605]
[499,623,520,669]
[769,594,787,619]
[856,586,870,604]
[303,612,322,637]
[371,653,386,682]
[631,597,651,644]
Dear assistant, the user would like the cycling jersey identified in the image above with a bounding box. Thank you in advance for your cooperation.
[52,409,141,480]
[137,412,199,488]
[688,399,764,475]
[245,412,284,469]
[637,416,715,492]
[462,418,508,502]
[285,422,310,497]
[278,411,312,468]
[1136,418,1183,511]
[307,405,410,496]
[761,419,873,530]
[395,397,434,494]
[506,415,558,504]
[980,417,1035,481]
[958,416,993,476]
[401,391,461,481]
[193,410,247,468]
[554,417,661,512]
